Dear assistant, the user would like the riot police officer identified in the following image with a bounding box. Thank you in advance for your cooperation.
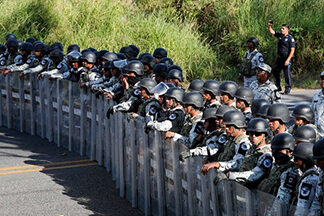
[167,69,183,89]
[201,110,251,175]
[234,87,254,122]
[227,118,273,188]
[311,71,324,139]
[289,104,317,138]
[257,133,295,196]
[240,37,264,87]
[249,63,281,104]
[267,104,290,135]
[219,81,238,107]
[293,142,320,216]
[146,87,185,134]
[153,48,167,63]
[202,80,221,108]
[166,91,204,144]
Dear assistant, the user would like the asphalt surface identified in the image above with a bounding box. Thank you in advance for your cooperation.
[0,127,143,216]
[280,89,318,109]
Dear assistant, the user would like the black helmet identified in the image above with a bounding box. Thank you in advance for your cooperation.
[81,51,97,64]
[116,52,127,60]
[313,138,324,160]
[153,48,167,59]
[267,104,290,123]
[271,133,295,151]
[215,105,235,118]
[138,52,151,60]
[26,37,36,44]
[67,44,80,53]
[252,98,269,115]
[223,110,246,128]
[88,47,97,53]
[67,50,82,62]
[17,40,24,48]
[50,49,64,63]
[167,69,183,82]
[292,104,314,123]
[120,46,137,59]
[160,57,173,66]
[33,42,46,53]
[153,63,169,79]
[6,39,18,49]
[123,60,144,76]
[257,104,271,118]
[97,50,109,59]
[129,45,140,57]
[19,42,33,52]
[235,87,254,106]
[219,81,238,98]
[256,63,272,74]
[101,52,118,62]
[247,37,259,47]
[294,142,315,165]
[164,87,184,103]
[202,108,218,120]
[5,33,16,41]
[140,54,156,69]
[182,92,204,108]
[294,125,316,143]
[202,80,220,97]
[246,118,269,134]
[50,42,63,52]
[188,79,204,92]
[138,78,157,93]
[168,65,182,73]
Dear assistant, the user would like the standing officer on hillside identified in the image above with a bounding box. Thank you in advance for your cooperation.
[240,37,264,87]
[268,21,296,95]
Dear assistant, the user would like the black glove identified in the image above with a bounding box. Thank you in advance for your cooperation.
[106,107,114,119]
[194,123,205,135]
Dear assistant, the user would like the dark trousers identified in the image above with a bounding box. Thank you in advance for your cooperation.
[272,57,292,91]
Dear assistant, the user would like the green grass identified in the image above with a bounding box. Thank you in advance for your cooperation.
[0,0,323,87]
[0,0,218,81]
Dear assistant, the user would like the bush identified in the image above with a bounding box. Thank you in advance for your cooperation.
[135,0,324,87]
[1,0,323,87]
[0,0,218,81]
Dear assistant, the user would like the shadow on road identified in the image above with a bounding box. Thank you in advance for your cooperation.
[0,127,143,216]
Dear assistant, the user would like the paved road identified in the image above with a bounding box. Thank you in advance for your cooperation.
[281,89,318,110]
[0,127,143,216]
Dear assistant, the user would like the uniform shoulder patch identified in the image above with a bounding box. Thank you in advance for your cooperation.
[299,183,312,200]
[133,88,140,96]
[259,56,264,63]
[284,171,298,190]
[41,59,47,66]
[169,113,177,120]
[57,63,62,69]
[26,58,32,64]
[261,158,272,169]
[149,106,157,115]
[218,135,227,144]
[238,142,249,155]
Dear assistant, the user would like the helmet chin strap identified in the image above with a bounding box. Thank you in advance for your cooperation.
[230,126,238,137]
[254,137,265,148]
[273,123,282,133]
